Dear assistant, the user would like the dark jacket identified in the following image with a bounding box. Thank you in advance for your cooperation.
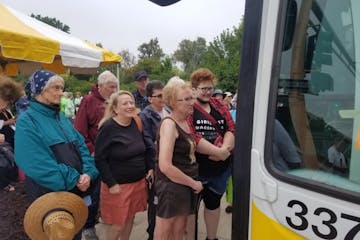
[132,89,150,110]
[74,85,105,154]
[139,105,162,166]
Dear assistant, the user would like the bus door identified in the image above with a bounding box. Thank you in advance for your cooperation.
[234,0,360,239]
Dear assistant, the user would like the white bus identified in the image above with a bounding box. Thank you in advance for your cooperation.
[152,0,360,239]
[233,0,360,239]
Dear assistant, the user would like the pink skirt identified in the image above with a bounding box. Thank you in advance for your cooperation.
[100,178,147,225]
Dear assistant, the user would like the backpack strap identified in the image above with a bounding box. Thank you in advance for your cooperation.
[133,115,143,133]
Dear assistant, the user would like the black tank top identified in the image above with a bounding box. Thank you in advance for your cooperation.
[156,117,198,181]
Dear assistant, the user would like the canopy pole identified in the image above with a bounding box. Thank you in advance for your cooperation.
[116,63,120,88]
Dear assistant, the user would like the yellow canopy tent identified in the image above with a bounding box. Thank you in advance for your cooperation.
[0,3,121,76]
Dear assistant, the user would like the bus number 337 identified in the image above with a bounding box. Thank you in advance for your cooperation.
[286,200,360,240]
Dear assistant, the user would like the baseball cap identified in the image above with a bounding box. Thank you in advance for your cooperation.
[224,92,233,97]
[212,89,225,98]
[134,70,148,81]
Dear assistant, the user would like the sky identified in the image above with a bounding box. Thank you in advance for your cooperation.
[1,0,245,56]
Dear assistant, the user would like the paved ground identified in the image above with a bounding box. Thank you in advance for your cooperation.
[94,196,232,240]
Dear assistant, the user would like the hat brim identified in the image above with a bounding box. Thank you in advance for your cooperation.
[213,93,226,98]
[24,192,88,240]
[135,74,148,81]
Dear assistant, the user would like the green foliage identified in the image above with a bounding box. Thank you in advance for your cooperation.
[62,74,95,95]
[150,57,184,83]
[30,14,70,33]
[199,22,243,92]
[137,38,165,59]
[173,37,207,75]
[119,49,136,69]
[12,73,95,96]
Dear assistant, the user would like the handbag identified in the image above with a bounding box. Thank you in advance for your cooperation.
[194,103,224,146]
[50,141,82,173]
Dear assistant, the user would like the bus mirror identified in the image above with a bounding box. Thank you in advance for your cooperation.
[317,41,332,53]
[314,53,332,65]
[282,0,297,51]
[314,31,333,65]
[305,31,333,71]
[309,72,333,94]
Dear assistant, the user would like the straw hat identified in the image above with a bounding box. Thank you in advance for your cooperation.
[24,192,88,240]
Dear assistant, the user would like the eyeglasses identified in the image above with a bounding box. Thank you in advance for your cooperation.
[151,94,162,98]
[197,87,214,93]
[177,96,195,102]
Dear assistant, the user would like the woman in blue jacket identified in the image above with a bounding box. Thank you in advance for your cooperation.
[14,70,98,239]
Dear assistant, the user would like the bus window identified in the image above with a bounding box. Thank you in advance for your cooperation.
[271,0,360,194]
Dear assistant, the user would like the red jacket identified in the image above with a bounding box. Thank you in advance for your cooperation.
[74,85,106,154]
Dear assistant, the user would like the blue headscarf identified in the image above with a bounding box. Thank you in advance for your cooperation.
[25,70,56,97]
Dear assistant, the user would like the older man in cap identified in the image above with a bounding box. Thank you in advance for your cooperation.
[132,70,150,110]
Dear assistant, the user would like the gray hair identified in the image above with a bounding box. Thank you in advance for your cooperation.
[42,75,64,93]
[97,70,119,86]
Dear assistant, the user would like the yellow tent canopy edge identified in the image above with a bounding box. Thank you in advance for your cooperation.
[84,41,122,64]
[0,4,59,64]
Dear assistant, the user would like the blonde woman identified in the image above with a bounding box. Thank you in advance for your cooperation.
[95,91,152,240]
[154,77,230,240]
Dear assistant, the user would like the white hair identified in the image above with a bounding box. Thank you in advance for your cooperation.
[167,76,185,85]
[97,70,119,87]
[42,75,64,92]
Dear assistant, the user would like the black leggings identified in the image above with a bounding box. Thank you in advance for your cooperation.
[202,187,223,210]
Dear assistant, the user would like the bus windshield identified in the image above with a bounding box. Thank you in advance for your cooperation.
[272,0,360,195]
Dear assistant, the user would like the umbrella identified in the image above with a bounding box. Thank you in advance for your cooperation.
[0,3,121,76]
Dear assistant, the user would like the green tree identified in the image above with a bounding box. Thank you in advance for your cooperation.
[63,74,94,95]
[150,57,183,82]
[173,37,207,75]
[138,38,164,59]
[119,49,136,69]
[30,14,70,33]
[200,22,243,92]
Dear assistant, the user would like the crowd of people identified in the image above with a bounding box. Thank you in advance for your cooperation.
[0,68,237,240]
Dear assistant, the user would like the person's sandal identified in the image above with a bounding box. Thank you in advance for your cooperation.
[3,184,15,192]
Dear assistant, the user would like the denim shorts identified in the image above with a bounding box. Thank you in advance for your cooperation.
[199,166,231,195]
